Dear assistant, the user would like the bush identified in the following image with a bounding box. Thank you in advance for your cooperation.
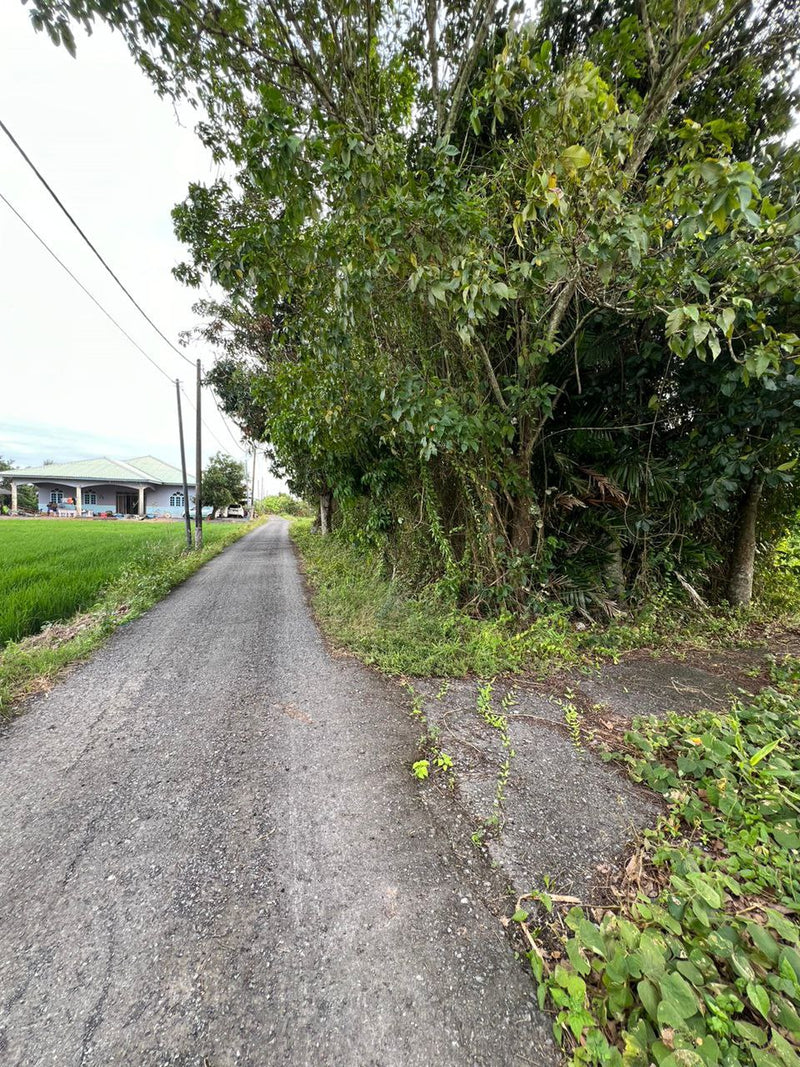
[256,494,313,518]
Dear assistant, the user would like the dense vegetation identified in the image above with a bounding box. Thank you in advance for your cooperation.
[28,0,800,618]
[256,494,313,518]
[523,656,800,1065]
[33,0,800,617]
[0,520,241,645]
[291,517,798,675]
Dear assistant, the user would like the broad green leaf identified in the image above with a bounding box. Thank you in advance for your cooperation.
[561,144,591,169]
[747,981,771,1019]
[578,918,607,958]
[658,971,699,1020]
[750,737,782,766]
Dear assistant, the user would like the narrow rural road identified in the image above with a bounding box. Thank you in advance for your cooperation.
[0,520,554,1066]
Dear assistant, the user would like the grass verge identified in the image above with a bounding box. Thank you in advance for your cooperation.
[290,520,798,677]
[517,656,800,1066]
[0,518,264,719]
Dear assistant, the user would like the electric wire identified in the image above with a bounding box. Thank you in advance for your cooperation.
[4,185,246,465]
[211,393,246,453]
[0,116,195,368]
[179,386,232,456]
[0,189,175,386]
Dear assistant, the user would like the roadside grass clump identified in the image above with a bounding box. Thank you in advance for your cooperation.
[0,518,263,717]
[518,656,800,1067]
[290,522,796,678]
[291,519,578,675]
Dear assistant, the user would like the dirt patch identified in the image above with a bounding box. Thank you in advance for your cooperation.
[274,701,314,725]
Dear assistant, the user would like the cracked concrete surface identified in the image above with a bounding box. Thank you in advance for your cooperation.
[0,520,557,1066]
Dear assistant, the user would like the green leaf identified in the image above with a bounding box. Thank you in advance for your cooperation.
[731,946,757,982]
[676,960,705,987]
[661,1052,705,1066]
[637,977,660,1020]
[639,931,668,976]
[750,737,782,765]
[752,1051,783,1067]
[578,919,607,958]
[719,307,736,337]
[747,981,771,1019]
[666,308,685,337]
[766,910,799,944]
[561,144,591,169]
[734,1020,768,1046]
[747,924,781,964]
[688,873,722,910]
[658,971,699,1020]
[771,1030,800,1066]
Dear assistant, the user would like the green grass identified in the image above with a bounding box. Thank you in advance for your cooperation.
[522,657,800,1066]
[290,520,798,677]
[0,520,241,647]
[0,518,264,717]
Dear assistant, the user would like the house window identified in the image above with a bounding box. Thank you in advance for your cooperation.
[169,493,184,508]
[49,491,63,504]
[83,492,97,505]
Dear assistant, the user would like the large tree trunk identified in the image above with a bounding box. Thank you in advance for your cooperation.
[510,497,534,554]
[319,489,333,536]
[603,537,625,600]
[727,476,763,607]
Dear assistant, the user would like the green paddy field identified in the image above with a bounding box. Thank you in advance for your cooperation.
[0,519,234,646]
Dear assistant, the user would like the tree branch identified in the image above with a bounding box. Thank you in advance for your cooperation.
[426,0,444,136]
[442,0,497,141]
[477,338,508,410]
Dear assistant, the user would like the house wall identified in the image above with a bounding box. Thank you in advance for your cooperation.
[34,482,200,517]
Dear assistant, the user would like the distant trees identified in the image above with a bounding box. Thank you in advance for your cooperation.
[28,0,800,608]
[201,453,246,520]
[0,458,38,513]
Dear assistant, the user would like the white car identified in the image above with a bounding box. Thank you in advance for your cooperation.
[226,505,246,518]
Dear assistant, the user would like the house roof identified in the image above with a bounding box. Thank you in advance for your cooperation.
[1,456,194,486]
[127,455,194,484]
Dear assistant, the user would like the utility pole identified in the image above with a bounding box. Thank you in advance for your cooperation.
[195,358,203,550]
[175,379,192,550]
[250,444,257,519]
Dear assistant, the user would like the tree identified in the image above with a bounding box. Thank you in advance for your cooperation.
[27,0,800,607]
[0,457,39,513]
[201,452,246,519]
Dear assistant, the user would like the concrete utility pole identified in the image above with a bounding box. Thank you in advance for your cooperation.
[250,445,257,519]
[195,359,203,550]
[175,379,192,550]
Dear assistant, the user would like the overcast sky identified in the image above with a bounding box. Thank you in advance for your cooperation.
[0,3,285,495]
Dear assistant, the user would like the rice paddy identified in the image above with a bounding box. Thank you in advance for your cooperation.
[0,519,233,646]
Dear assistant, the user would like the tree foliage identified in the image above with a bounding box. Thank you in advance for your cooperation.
[26,0,800,608]
[201,451,246,518]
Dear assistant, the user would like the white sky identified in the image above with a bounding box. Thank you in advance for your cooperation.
[0,4,285,495]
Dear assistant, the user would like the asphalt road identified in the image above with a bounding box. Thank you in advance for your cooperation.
[0,519,555,1066]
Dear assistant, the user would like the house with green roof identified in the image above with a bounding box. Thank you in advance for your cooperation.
[3,456,199,518]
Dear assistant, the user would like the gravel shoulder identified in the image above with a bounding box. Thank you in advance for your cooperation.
[0,519,556,1066]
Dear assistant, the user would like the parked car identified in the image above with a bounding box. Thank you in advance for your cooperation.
[226,505,246,518]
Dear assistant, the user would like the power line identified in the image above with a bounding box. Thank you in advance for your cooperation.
[0,116,194,369]
[210,392,246,453]
[3,188,247,466]
[0,189,175,386]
